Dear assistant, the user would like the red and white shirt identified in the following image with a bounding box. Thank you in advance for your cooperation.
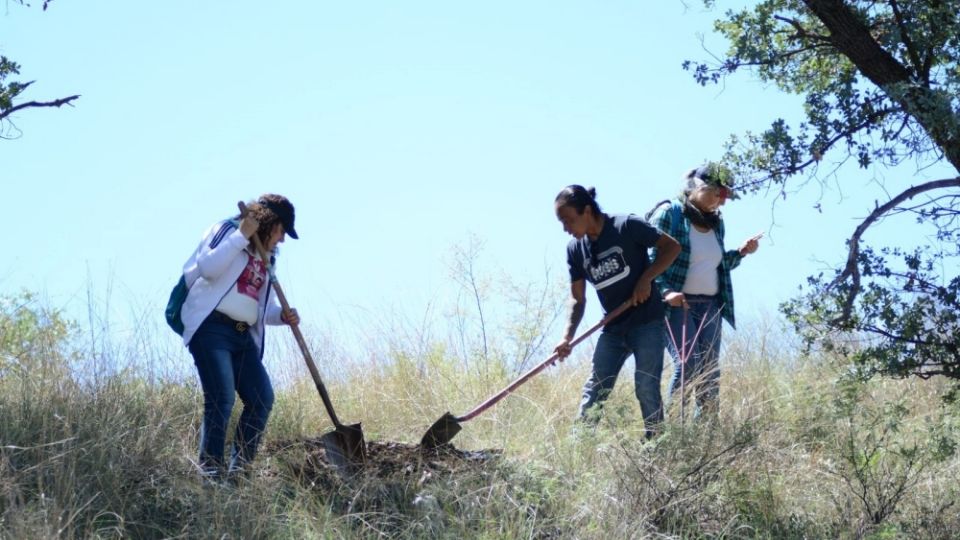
[214,251,267,324]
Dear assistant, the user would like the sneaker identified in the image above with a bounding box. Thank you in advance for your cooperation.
[199,467,226,488]
[226,455,255,485]
[225,465,250,485]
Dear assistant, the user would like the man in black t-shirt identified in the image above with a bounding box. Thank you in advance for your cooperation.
[554,185,681,438]
[567,214,667,329]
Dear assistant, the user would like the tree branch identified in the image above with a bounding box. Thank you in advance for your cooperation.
[726,42,834,71]
[764,104,898,180]
[830,177,960,322]
[862,324,936,347]
[0,94,80,121]
[887,0,923,78]
[774,14,830,42]
[883,270,944,293]
[889,194,960,214]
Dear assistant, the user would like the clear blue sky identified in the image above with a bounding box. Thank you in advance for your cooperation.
[3,2,952,364]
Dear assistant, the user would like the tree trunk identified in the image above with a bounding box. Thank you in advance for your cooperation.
[803,0,960,170]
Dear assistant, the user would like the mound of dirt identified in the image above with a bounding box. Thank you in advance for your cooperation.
[266,438,502,490]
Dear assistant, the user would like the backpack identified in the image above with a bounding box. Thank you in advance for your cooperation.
[165,274,189,335]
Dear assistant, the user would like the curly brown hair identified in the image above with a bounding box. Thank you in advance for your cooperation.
[240,194,294,246]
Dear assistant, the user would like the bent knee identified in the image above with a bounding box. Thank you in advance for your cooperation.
[253,386,275,413]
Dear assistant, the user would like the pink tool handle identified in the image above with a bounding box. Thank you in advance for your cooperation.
[456,300,633,422]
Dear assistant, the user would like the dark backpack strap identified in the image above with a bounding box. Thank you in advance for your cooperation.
[671,202,683,234]
[645,199,673,221]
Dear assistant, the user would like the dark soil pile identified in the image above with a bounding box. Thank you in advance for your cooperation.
[265,438,502,493]
[263,439,566,537]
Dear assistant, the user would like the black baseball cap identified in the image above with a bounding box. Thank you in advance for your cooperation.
[260,197,299,239]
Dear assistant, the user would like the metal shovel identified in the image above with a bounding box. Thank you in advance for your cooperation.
[238,202,366,470]
[421,300,633,449]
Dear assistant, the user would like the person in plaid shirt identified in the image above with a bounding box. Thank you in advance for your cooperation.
[649,163,761,418]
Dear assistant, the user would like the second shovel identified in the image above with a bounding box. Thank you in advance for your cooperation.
[421,300,632,449]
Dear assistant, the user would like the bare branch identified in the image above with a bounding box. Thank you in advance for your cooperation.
[0,94,80,121]
[830,177,960,322]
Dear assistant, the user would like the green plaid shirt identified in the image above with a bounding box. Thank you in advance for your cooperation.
[650,200,743,328]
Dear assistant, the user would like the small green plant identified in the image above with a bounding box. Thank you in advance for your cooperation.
[823,378,957,531]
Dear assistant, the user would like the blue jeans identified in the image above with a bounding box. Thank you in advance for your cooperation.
[578,318,664,437]
[665,295,723,416]
[188,314,274,474]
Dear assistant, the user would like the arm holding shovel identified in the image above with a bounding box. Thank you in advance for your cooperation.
[238,211,301,327]
[553,279,586,361]
[634,233,681,304]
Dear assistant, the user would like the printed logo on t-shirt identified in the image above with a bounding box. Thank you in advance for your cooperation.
[237,255,267,299]
[585,246,631,290]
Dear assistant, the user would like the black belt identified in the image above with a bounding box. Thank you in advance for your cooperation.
[209,311,250,332]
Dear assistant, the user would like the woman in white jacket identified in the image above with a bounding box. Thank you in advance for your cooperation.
[180,194,299,482]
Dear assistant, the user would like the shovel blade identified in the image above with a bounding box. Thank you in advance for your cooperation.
[320,423,366,473]
[420,412,462,450]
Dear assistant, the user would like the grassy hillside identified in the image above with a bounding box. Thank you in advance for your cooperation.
[1,295,958,539]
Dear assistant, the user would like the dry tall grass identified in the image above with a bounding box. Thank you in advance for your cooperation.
[2,293,959,538]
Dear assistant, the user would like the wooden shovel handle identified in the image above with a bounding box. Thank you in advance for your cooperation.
[237,202,344,428]
[457,299,633,422]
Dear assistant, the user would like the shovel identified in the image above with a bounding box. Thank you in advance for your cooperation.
[238,202,366,470]
[421,300,633,449]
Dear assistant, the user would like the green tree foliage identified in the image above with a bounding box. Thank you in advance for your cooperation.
[687,0,960,381]
[1,0,79,138]
[0,290,76,380]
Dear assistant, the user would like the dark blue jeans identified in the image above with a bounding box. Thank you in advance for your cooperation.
[665,295,723,417]
[189,314,274,475]
[578,317,664,437]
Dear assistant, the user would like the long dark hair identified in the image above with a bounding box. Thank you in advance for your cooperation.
[555,185,602,216]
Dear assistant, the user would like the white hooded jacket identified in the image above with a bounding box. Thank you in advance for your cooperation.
[179,220,283,355]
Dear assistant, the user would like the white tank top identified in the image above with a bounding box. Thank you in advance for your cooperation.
[681,227,721,295]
